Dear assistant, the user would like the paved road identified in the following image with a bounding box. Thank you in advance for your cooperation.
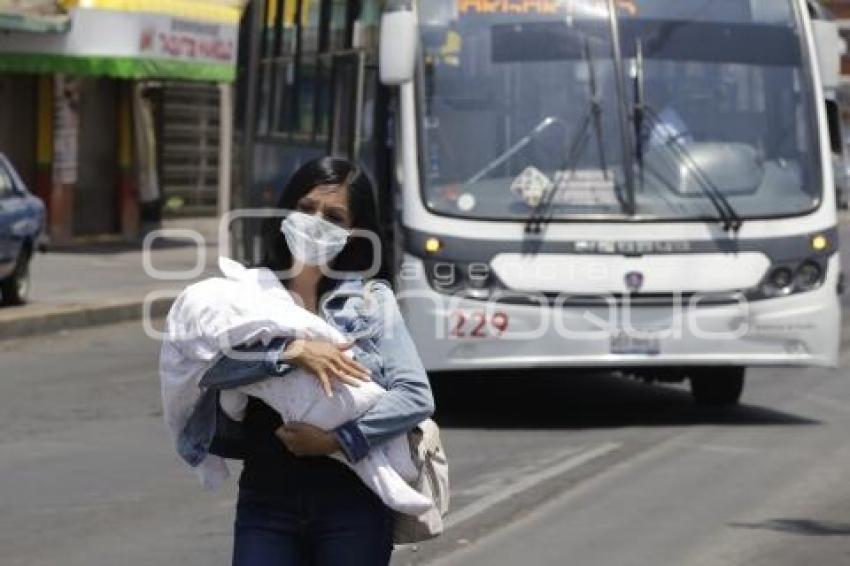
[1,224,848,566]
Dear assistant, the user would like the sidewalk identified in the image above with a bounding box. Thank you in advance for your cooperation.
[0,218,224,341]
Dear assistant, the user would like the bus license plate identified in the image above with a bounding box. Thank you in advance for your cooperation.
[447,310,509,339]
[610,332,661,355]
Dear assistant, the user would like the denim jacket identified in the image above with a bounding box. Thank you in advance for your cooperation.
[178,276,435,466]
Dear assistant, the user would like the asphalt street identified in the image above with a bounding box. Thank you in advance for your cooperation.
[1,223,849,566]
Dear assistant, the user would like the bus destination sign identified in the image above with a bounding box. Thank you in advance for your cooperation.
[458,0,637,16]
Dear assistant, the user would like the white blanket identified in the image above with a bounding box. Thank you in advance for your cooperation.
[159,257,431,515]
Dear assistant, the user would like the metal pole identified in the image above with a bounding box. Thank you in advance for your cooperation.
[240,0,265,263]
[218,82,233,258]
[606,0,636,215]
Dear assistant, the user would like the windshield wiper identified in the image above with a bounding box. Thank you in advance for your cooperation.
[607,0,637,215]
[586,38,610,183]
[525,37,612,234]
[640,108,743,232]
[630,41,741,232]
[632,40,645,185]
[528,3,639,233]
[524,113,592,234]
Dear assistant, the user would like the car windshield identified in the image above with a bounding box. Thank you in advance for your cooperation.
[419,0,821,221]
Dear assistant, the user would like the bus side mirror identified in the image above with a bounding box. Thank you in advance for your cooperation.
[380,10,417,86]
[812,20,846,91]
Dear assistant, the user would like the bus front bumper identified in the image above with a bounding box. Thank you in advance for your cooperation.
[397,255,842,372]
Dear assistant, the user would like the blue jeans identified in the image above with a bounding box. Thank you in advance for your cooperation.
[232,480,394,566]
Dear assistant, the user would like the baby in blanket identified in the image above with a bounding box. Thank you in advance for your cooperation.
[215,353,429,515]
[159,257,432,516]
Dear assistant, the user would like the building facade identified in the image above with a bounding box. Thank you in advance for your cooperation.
[0,0,245,242]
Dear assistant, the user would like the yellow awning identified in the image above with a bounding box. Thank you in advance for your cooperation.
[266,0,319,26]
[61,0,245,25]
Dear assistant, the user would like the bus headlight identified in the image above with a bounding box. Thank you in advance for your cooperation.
[759,259,827,298]
[794,261,823,291]
[764,267,794,296]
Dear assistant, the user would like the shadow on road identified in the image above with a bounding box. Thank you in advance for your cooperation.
[430,370,819,430]
[730,518,850,537]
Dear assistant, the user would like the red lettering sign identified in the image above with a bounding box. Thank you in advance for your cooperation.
[155,32,234,62]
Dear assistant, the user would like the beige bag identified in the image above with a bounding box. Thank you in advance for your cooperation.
[358,283,449,542]
[393,418,450,544]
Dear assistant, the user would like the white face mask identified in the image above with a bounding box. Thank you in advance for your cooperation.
[280,211,351,266]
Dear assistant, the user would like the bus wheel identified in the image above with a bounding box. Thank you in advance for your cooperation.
[688,367,745,407]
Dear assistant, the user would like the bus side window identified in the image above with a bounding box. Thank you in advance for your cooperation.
[826,99,842,156]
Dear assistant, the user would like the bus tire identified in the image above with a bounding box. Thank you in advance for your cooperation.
[688,367,745,407]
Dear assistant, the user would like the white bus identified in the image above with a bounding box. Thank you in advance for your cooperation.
[237,0,845,406]
[377,0,845,405]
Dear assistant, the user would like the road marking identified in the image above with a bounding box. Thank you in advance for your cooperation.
[449,447,588,501]
[672,441,761,455]
[444,442,621,531]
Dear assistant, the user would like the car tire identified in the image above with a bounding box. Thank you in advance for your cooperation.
[1,247,32,306]
[689,367,745,407]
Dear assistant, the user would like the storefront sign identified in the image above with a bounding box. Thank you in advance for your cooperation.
[139,17,235,66]
[0,4,242,81]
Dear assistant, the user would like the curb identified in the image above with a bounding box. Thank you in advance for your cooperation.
[0,297,175,341]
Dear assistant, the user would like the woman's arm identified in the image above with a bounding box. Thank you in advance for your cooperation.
[333,284,435,463]
[200,336,370,392]
[199,336,371,459]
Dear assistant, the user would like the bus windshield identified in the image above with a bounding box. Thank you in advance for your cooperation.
[419,0,821,222]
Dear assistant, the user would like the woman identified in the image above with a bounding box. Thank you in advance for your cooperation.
[208,156,434,566]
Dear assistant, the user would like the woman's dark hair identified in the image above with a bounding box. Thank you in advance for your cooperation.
[262,156,392,295]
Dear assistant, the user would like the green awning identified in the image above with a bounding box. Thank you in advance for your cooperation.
[0,10,70,33]
[0,53,235,81]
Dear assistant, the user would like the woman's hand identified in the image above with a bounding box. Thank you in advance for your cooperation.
[275,423,340,456]
[282,338,371,397]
